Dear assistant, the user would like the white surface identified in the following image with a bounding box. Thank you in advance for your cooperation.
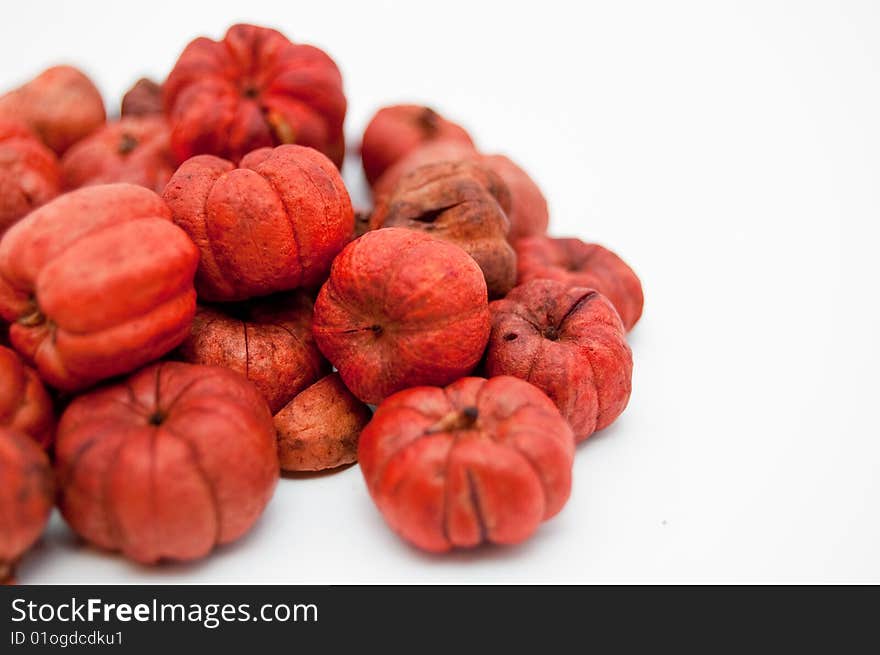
[6,0,880,583]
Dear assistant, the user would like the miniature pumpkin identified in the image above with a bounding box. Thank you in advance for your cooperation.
[163,144,353,301]
[275,373,372,472]
[55,361,279,564]
[361,104,473,186]
[485,279,632,440]
[515,236,644,331]
[61,116,175,194]
[370,159,516,298]
[313,228,491,405]
[359,376,574,552]
[178,293,328,414]
[0,65,105,155]
[163,23,346,166]
[0,184,199,391]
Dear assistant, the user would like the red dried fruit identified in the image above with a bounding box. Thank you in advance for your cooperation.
[0,345,54,449]
[485,279,632,440]
[61,116,175,194]
[163,144,353,301]
[0,65,106,155]
[0,119,60,237]
[515,236,643,331]
[55,361,279,564]
[373,143,549,242]
[370,159,516,298]
[0,427,54,583]
[361,104,474,186]
[313,228,491,405]
[359,376,574,552]
[275,373,372,472]
[121,78,163,117]
[163,23,347,166]
[371,139,477,199]
[481,154,548,241]
[0,184,199,391]
[178,293,328,414]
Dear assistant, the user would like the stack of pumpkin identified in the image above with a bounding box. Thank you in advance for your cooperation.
[0,23,642,580]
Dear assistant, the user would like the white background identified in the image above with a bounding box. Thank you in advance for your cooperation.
[4,0,879,583]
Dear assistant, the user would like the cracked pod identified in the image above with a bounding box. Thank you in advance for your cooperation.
[0,119,60,237]
[275,372,372,472]
[370,159,516,298]
[515,236,643,331]
[0,65,105,155]
[359,376,574,552]
[164,144,353,301]
[374,143,548,242]
[163,23,347,167]
[361,104,474,186]
[0,345,54,449]
[178,293,329,414]
[121,78,163,117]
[61,116,175,194]
[0,427,54,583]
[485,279,632,440]
[313,228,491,405]
[55,362,279,564]
[0,184,199,391]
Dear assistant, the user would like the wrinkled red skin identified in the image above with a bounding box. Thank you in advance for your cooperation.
[361,104,474,186]
[0,345,54,449]
[178,293,329,414]
[481,154,548,241]
[163,24,347,167]
[0,184,199,391]
[313,228,491,405]
[372,140,478,200]
[515,236,644,331]
[0,66,106,155]
[359,376,574,552]
[373,142,548,242]
[0,119,61,237]
[275,372,372,472]
[370,159,516,298]
[0,428,54,583]
[55,362,279,564]
[121,78,163,117]
[61,116,175,194]
[485,279,632,441]
[164,144,353,301]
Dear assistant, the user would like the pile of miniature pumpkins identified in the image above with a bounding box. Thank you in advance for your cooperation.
[0,23,642,580]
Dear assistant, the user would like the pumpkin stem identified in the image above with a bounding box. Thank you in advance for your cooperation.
[18,300,45,328]
[417,107,440,135]
[427,406,479,433]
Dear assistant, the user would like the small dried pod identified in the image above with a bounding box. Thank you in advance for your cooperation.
[361,104,474,186]
[515,236,644,331]
[275,373,372,472]
[0,65,106,155]
[370,159,517,298]
[485,279,633,440]
[313,228,491,405]
[55,362,279,564]
[0,118,61,236]
[0,427,54,583]
[178,293,329,414]
[121,78,163,117]
[371,139,477,200]
[61,116,175,194]
[359,376,575,552]
[0,345,55,449]
[163,144,354,301]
